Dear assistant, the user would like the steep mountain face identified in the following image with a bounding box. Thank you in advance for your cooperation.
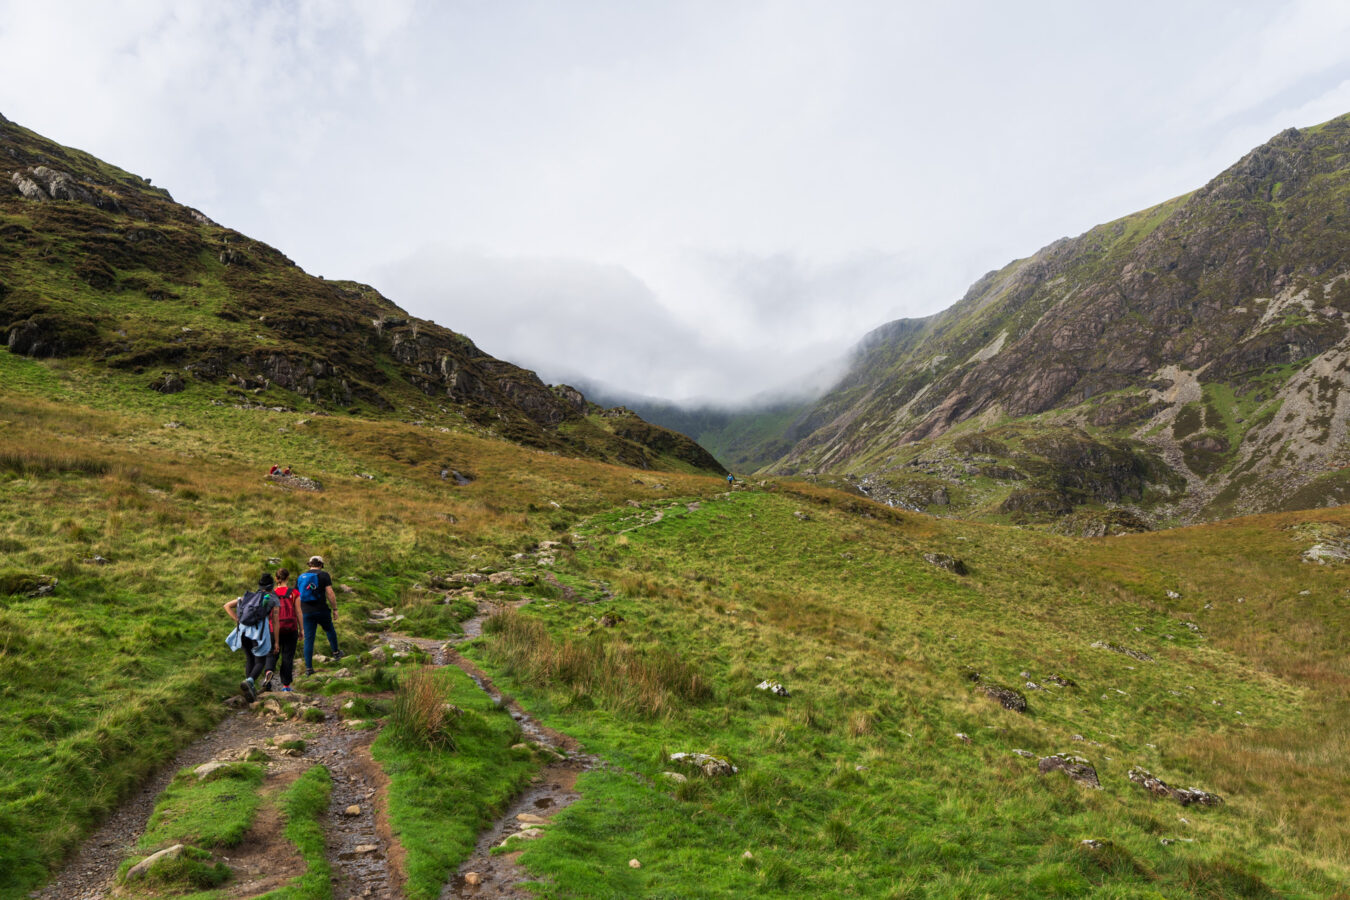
[0,113,723,474]
[773,114,1350,524]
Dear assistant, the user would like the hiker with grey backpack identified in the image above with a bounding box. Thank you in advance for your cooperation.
[225,573,279,702]
[297,555,343,676]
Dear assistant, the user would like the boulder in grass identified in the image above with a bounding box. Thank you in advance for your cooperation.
[981,683,1027,713]
[756,679,790,697]
[1127,767,1223,807]
[1038,754,1101,789]
[193,762,228,780]
[923,552,968,575]
[1091,641,1154,662]
[669,752,738,777]
[125,844,186,881]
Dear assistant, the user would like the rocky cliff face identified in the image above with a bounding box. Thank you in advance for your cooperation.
[773,115,1350,523]
[0,116,723,475]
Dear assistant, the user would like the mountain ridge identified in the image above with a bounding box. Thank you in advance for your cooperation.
[765,114,1350,525]
[0,115,724,476]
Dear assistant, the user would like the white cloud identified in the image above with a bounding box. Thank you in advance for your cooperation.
[4,1,1350,406]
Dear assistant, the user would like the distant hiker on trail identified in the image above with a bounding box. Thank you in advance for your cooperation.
[225,573,278,702]
[269,464,279,475]
[297,555,342,676]
[263,568,301,692]
[727,473,734,486]
[282,465,292,476]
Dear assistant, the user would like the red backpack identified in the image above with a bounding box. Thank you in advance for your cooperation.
[275,586,300,633]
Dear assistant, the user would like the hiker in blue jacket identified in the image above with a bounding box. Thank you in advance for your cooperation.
[225,572,278,702]
[297,555,343,676]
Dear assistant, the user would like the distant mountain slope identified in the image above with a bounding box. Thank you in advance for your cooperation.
[574,383,811,473]
[0,113,722,475]
[771,114,1350,524]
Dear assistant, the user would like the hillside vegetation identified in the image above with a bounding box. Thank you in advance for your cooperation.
[0,112,723,476]
[763,114,1350,527]
[3,350,1350,899]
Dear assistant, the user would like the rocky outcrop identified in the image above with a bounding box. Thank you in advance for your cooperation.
[1127,767,1223,807]
[769,114,1350,522]
[1038,754,1101,789]
[0,116,725,476]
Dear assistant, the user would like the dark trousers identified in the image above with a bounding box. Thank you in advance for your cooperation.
[266,630,299,686]
[241,634,268,681]
[302,604,340,669]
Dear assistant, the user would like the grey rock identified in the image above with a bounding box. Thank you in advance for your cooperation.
[981,683,1028,713]
[1127,766,1223,807]
[1091,641,1154,662]
[1038,754,1101,789]
[923,552,968,575]
[125,844,186,881]
[669,752,738,777]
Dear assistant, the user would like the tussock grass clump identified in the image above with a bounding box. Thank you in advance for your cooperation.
[483,607,712,717]
[0,447,110,478]
[389,667,460,749]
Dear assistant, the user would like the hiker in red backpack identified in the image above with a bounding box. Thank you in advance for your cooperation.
[262,568,301,692]
[297,555,343,676]
[224,573,278,702]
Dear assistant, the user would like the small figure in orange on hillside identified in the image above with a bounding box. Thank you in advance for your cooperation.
[282,465,292,476]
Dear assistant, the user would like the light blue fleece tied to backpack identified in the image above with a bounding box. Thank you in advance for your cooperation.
[226,615,272,657]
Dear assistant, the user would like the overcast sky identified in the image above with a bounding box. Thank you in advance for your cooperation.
[4,2,1350,405]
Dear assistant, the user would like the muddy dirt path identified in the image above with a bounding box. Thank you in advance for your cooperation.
[41,582,602,899]
[36,678,398,900]
[388,599,603,900]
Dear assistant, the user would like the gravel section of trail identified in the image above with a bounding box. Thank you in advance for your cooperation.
[36,682,403,900]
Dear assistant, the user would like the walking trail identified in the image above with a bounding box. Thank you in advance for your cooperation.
[37,598,595,899]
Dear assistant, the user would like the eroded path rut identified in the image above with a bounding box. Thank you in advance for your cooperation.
[36,686,399,900]
[391,600,603,900]
[40,597,595,900]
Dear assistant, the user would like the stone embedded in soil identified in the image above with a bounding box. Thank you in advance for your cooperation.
[194,761,228,780]
[465,872,483,885]
[516,813,549,825]
[345,805,361,816]
[923,552,968,575]
[1127,767,1224,807]
[1090,641,1154,662]
[125,844,186,881]
[629,858,642,868]
[668,752,737,777]
[355,844,378,854]
[500,828,545,846]
[1038,754,1101,789]
[980,683,1028,712]
[661,771,688,783]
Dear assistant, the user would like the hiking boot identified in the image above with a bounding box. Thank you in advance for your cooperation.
[305,667,315,676]
[240,678,257,703]
[332,650,344,662]
[281,685,294,692]
[260,673,274,693]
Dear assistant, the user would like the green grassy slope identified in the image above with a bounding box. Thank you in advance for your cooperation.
[2,346,1349,898]
[465,486,1350,898]
[0,351,718,899]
